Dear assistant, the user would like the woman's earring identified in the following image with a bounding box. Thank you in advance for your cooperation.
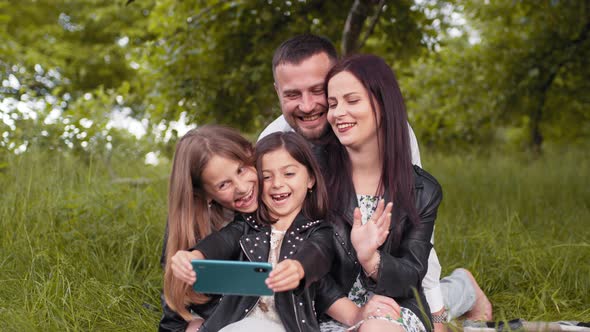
[207,201,212,208]
[308,188,313,194]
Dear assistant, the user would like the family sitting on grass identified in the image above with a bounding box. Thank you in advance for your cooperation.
[158,34,493,332]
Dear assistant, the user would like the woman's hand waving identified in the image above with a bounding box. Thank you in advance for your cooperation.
[350,200,393,271]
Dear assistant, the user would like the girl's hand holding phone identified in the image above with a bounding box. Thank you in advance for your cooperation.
[265,259,304,292]
[170,250,205,285]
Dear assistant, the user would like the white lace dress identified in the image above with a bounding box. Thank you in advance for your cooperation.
[218,228,287,332]
[319,195,427,332]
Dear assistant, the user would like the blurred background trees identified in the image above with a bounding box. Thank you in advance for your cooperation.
[1,0,588,166]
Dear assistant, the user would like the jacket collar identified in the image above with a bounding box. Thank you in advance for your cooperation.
[238,212,323,263]
[240,211,321,235]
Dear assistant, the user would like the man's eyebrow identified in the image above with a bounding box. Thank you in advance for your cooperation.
[282,89,300,95]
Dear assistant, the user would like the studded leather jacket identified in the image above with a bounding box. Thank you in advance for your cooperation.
[162,212,334,332]
[317,166,442,330]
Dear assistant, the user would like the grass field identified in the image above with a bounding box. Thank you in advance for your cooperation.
[1,146,588,330]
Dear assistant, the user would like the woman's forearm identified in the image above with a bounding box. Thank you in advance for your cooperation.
[326,298,360,327]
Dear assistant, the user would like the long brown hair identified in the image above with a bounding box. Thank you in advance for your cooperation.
[164,125,254,320]
[323,54,419,245]
[255,132,328,224]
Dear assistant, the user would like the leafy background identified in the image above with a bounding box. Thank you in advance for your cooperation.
[1,0,589,329]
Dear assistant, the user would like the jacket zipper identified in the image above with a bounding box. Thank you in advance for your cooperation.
[291,293,303,332]
[239,240,261,318]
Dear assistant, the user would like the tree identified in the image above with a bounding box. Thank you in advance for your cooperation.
[137,0,452,133]
[405,1,590,152]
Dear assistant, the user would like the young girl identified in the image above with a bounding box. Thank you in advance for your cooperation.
[170,131,334,332]
[160,125,259,332]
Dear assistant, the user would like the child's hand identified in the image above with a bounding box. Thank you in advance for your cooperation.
[265,259,304,292]
[170,250,204,285]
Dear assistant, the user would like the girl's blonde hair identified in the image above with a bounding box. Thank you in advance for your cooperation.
[164,125,254,320]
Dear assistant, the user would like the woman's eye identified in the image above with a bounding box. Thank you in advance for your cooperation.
[237,167,244,175]
[328,103,337,109]
[219,182,228,190]
[285,172,295,177]
[348,99,359,104]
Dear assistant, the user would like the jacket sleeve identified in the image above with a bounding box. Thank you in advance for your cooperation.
[158,295,221,332]
[363,174,443,299]
[158,298,189,332]
[292,222,335,291]
[314,274,347,315]
[193,216,245,259]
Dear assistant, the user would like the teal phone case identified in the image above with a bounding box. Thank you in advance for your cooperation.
[191,260,274,296]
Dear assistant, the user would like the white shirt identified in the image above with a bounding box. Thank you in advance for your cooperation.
[258,115,444,312]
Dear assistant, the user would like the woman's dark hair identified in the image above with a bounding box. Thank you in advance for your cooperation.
[323,54,419,243]
[255,132,328,224]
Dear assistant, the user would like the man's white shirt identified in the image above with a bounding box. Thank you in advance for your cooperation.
[258,115,444,312]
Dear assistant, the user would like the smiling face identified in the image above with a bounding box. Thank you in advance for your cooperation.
[201,155,258,213]
[327,71,380,151]
[274,52,334,141]
[261,148,315,222]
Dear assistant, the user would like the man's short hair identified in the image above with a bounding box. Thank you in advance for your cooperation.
[272,34,338,74]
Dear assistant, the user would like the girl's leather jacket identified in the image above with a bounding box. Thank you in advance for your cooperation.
[161,212,334,332]
[317,166,442,330]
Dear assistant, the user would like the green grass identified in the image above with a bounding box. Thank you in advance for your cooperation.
[426,147,590,322]
[0,151,168,331]
[0,146,588,330]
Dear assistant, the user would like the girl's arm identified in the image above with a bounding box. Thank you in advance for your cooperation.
[266,223,334,292]
[193,214,246,260]
[290,222,335,289]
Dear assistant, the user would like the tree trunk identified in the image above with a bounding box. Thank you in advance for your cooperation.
[341,0,381,55]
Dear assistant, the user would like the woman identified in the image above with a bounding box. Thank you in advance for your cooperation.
[160,125,259,332]
[319,54,443,332]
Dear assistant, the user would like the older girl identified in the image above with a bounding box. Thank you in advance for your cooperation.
[160,125,259,331]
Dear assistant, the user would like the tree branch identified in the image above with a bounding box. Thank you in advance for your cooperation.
[341,0,378,56]
[358,0,386,50]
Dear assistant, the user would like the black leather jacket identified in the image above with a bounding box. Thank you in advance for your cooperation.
[161,212,334,332]
[318,166,442,330]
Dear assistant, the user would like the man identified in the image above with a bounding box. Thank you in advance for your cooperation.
[259,34,492,330]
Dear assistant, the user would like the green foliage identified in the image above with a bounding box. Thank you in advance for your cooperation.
[404,1,590,151]
[139,0,448,131]
[2,0,452,159]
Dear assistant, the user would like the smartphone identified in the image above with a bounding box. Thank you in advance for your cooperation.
[191,259,274,296]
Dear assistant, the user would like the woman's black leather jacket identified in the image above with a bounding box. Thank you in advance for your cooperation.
[317,166,442,330]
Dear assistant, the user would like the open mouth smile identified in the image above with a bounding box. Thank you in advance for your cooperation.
[235,188,255,208]
[336,122,356,132]
[270,192,291,202]
[298,112,324,122]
